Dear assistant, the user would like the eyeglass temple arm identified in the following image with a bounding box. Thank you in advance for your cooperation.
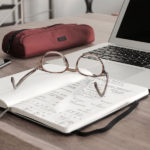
[11,68,38,89]
[94,72,109,97]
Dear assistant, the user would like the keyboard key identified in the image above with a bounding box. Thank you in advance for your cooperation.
[85,46,150,69]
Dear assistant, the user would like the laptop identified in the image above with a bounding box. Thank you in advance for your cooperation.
[51,0,150,89]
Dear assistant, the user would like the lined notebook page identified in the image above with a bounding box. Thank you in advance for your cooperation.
[11,78,148,133]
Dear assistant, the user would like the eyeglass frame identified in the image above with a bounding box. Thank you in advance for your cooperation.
[11,51,109,97]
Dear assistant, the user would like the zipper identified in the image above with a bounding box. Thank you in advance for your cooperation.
[20,24,77,46]
[5,29,26,53]
[4,24,72,54]
[19,24,65,46]
[4,25,63,54]
[19,24,63,45]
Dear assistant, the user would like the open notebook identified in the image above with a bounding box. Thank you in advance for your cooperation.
[0,64,149,134]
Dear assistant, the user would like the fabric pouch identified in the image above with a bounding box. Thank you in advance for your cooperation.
[2,24,95,58]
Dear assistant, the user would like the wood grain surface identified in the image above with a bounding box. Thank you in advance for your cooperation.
[0,13,150,150]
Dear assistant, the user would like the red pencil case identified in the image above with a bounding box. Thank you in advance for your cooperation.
[2,24,95,58]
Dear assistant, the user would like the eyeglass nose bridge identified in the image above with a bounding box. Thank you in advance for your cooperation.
[67,67,77,72]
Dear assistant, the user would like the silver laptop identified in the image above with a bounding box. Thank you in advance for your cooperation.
[52,0,150,88]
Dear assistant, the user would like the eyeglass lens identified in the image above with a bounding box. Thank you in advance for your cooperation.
[77,54,104,76]
[42,52,67,73]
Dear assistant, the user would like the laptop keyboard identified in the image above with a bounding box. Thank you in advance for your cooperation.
[87,45,150,69]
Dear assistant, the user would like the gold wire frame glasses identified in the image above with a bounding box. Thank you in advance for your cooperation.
[11,51,109,97]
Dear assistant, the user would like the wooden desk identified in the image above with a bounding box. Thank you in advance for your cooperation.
[0,14,150,150]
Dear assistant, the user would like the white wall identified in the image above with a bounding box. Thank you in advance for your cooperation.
[24,0,124,22]
[0,0,12,5]
[24,0,49,23]
[53,0,124,18]
[93,0,124,14]
[0,0,124,25]
[53,0,86,18]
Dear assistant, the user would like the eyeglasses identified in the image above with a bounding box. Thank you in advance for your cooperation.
[11,51,109,97]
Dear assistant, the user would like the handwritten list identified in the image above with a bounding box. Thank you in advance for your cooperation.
[13,78,133,129]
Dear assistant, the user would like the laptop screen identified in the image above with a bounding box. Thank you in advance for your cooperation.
[117,0,150,43]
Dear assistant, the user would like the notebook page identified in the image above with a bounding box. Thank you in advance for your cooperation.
[11,78,148,133]
[11,80,88,132]
[0,64,85,107]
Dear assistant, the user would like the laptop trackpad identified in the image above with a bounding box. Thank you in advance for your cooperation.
[103,60,144,80]
[86,59,149,88]
[125,70,150,88]
[83,59,144,80]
